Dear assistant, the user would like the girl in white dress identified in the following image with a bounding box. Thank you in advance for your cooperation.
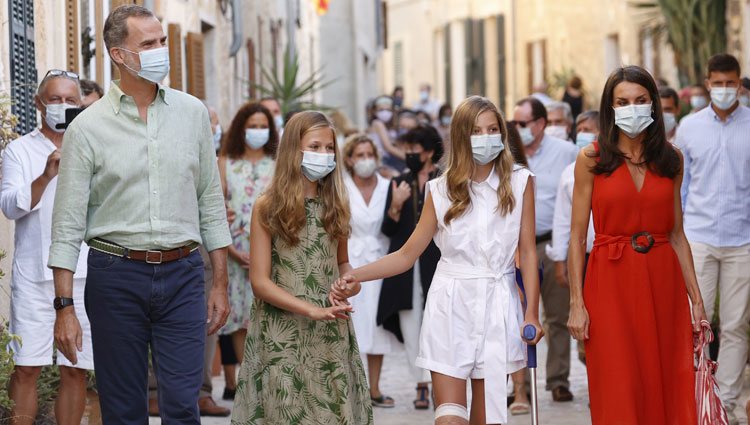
[332,96,544,424]
[342,134,400,407]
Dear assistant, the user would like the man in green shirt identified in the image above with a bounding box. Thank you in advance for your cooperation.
[48,5,231,423]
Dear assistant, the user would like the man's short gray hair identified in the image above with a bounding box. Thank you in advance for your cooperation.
[103,5,155,54]
[576,110,600,128]
[546,101,573,124]
[37,74,82,99]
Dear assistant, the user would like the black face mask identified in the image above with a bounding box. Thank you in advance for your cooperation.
[405,153,425,174]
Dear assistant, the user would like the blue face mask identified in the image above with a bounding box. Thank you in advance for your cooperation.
[213,126,222,151]
[274,115,284,129]
[575,132,596,149]
[245,128,269,150]
[301,151,336,181]
[120,46,170,83]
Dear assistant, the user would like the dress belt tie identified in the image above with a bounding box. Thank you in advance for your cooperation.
[593,232,670,260]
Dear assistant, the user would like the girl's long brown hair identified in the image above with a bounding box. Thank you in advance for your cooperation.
[257,111,351,246]
[444,96,516,225]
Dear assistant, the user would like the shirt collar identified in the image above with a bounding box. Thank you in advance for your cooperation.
[107,80,170,114]
[708,102,744,122]
[472,166,500,191]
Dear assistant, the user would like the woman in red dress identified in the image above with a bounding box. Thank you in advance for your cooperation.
[567,65,707,424]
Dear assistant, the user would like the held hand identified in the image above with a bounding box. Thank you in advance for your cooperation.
[44,150,61,180]
[567,303,590,341]
[206,286,230,335]
[521,318,544,345]
[309,305,353,321]
[334,275,361,298]
[554,261,569,288]
[692,302,708,333]
[225,203,236,226]
[240,252,251,270]
[54,309,82,365]
[390,181,412,208]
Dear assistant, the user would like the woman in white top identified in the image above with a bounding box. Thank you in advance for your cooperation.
[342,134,400,407]
[332,96,543,424]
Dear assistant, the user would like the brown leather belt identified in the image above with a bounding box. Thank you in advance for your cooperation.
[89,238,200,264]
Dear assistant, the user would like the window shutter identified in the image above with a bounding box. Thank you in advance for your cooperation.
[393,41,403,87]
[66,0,79,73]
[168,23,183,90]
[9,0,37,134]
[186,32,206,99]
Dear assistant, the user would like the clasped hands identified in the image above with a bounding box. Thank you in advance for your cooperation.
[327,274,362,310]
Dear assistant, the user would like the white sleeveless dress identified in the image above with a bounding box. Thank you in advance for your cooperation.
[344,173,400,355]
[416,164,533,424]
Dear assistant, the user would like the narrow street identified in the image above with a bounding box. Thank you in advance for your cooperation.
[151,337,750,424]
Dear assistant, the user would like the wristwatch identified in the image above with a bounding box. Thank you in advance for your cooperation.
[53,297,74,310]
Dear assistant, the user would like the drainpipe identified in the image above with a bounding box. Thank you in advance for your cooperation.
[286,0,296,60]
[229,0,242,57]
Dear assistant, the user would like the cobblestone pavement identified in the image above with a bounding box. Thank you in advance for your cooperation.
[150,338,750,424]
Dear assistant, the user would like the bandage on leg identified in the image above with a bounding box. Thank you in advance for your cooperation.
[435,403,469,424]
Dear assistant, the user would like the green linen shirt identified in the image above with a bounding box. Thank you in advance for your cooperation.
[48,81,231,272]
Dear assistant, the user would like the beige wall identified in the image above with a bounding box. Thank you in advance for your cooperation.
[381,0,679,114]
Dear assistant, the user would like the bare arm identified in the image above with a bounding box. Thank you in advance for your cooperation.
[518,176,543,344]
[249,200,351,320]
[372,120,405,160]
[669,149,706,331]
[348,191,438,283]
[218,156,246,265]
[567,149,596,340]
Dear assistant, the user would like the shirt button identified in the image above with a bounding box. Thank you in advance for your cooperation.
[152,216,157,219]
[153,190,157,194]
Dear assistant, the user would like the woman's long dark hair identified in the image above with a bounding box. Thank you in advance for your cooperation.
[594,66,680,178]
[221,102,279,159]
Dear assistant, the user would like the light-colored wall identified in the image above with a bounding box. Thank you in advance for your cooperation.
[319,0,380,128]
[381,0,678,114]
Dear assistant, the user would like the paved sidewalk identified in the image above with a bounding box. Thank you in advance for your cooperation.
[150,338,750,424]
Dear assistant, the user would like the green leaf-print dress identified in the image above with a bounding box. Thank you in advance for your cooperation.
[231,199,373,425]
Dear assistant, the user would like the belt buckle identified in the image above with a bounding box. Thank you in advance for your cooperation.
[145,250,163,264]
[631,231,655,254]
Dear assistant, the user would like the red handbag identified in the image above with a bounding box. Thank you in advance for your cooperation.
[695,320,729,425]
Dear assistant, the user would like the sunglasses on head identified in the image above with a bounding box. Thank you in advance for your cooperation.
[43,69,79,80]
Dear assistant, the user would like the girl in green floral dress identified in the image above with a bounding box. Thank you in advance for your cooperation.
[231,111,373,424]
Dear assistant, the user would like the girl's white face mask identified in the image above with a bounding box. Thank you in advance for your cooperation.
[301,151,336,182]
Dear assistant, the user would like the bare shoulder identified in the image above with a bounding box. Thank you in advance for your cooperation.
[578,146,598,165]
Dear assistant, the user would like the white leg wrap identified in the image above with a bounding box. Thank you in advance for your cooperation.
[435,403,469,420]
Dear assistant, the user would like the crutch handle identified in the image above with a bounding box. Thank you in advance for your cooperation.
[523,325,537,368]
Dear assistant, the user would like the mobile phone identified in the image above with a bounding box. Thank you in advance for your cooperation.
[55,107,84,130]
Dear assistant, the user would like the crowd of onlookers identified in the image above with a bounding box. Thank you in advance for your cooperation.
[1,4,750,424]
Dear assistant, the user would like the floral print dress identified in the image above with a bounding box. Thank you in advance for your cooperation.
[231,199,373,425]
[221,156,274,335]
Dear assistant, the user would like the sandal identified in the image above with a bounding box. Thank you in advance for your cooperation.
[371,394,395,408]
[413,385,430,410]
[509,401,530,415]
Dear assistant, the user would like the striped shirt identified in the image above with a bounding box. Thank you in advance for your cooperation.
[675,104,750,247]
[48,81,231,272]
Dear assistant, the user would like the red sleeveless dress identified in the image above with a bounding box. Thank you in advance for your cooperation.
[584,144,697,424]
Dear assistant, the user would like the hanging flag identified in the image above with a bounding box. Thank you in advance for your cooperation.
[313,0,330,15]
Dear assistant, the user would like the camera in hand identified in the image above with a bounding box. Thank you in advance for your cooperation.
[55,107,84,131]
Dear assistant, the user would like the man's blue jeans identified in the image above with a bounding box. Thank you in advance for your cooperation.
[85,249,206,425]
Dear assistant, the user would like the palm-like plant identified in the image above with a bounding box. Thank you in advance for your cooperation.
[254,48,336,116]
[630,0,727,86]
